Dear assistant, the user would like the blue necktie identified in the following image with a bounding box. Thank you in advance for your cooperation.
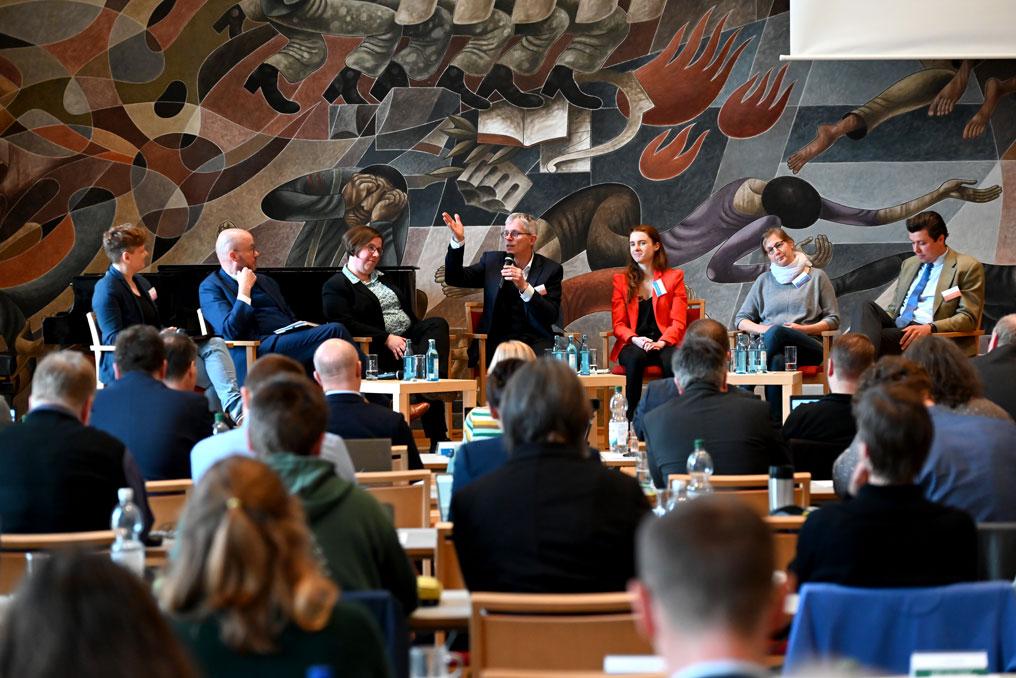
[895,262,932,328]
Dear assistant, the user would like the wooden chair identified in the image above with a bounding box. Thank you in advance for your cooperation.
[449,300,489,405]
[666,473,812,517]
[469,592,653,676]
[0,530,116,594]
[599,299,707,379]
[435,521,464,589]
[765,515,807,572]
[356,470,431,528]
[391,444,408,472]
[145,479,192,533]
[196,308,259,370]
[85,311,115,389]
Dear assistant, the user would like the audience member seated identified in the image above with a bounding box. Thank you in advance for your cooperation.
[92,223,243,423]
[0,550,196,678]
[643,336,789,488]
[972,313,1016,420]
[162,332,201,394]
[790,383,977,589]
[442,211,563,363]
[452,360,650,593]
[0,351,151,533]
[313,338,422,470]
[734,226,840,419]
[190,354,354,483]
[782,333,875,448]
[462,340,535,442]
[611,225,688,419]
[248,374,417,614]
[161,456,390,677]
[451,359,526,499]
[909,335,1011,420]
[832,352,1016,521]
[633,318,735,439]
[91,326,211,480]
[323,225,450,448]
[630,496,784,678]
[198,228,364,378]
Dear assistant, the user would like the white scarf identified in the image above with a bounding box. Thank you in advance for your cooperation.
[770,250,812,285]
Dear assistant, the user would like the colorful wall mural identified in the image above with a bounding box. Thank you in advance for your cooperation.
[2,0,1015,407]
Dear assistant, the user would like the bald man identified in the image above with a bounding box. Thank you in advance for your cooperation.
[199,228,365,380]
[313,339,422,470]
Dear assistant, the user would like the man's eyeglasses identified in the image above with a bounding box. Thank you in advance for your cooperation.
[501,230,532,240]
[765,240,788,255]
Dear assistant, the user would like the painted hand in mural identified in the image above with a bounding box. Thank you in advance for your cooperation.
[796,235,833,269]
[935,179,1003,203]
[341,174,407,227]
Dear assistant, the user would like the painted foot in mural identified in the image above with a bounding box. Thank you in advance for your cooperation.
[928,63,970,117]
[244,64,300,114]
[212,4,246,38]
[323,67,368,105]
[963,76,1016,140]
[436,66,491,110]
[369,62,409,103]
[541,65,602,110]
[476,65,544,109]
[787,118,855,174]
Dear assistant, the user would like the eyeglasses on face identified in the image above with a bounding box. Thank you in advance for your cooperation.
[361,244,383,255]
[501,230,532,240]
[765,240,788,255]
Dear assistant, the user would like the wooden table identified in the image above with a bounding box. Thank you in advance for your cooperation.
[726,370,803,422]
[419,453,450,471]
[360,378,477,425]
[410,589,470,631]
[578,373,626,449]
[810,479,838,505]
[599,451,637,471]
[397,527,437,559]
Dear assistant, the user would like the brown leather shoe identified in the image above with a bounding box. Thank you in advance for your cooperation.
[409,402,431,421]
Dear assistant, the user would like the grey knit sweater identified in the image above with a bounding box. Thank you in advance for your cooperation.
[733,267,840,329]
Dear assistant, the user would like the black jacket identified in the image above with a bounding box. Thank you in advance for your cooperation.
[972,344,1016,421]
[321,272,418,349]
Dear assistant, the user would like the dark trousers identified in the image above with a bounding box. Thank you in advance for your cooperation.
[852,300,906,357]
[261,322,365,377]
[762,325,824,420]
[617,343,676,420]
[479,334,555,367]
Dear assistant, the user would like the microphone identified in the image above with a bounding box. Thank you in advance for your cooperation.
[504,255,515,268]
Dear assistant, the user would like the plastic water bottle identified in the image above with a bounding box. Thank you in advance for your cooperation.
[402,339,414,380]
[747,334,760,373]
[686,438,714,499]
[566,335,579,372]
[734,333,749,374]
[579,334,591,376]
[110,487,145,576]
[608,386,628,454]
[425,339,439,382]
[212,412,229,435]
[636,442,652,492]
[757,337,767,373]
[552,336,566,362]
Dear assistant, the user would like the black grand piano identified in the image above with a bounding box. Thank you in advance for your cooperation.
[43,265,419,346]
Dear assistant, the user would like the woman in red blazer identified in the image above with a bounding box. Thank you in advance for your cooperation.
[611,225,689,418]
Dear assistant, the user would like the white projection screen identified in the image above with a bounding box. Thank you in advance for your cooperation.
[785,0,1016,60]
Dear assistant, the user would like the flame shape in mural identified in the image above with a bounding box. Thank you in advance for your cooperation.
[718,64,795,139]
[638,124,709,181]
[617,7,752,126]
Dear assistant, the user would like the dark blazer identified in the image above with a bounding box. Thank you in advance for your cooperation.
[972,344,1016,421]
[92,266,159,385]
[198,268,295,340]
[790,484,978,588]
[450,435,508,499]
[781,393,857,448]
[444,246,562,340]
[642,382,789,488]
[324,392,422,470]
[91,372,212,480]
[322,271,418,346]
[0,407,150,533]
[451,443,651,593]
[632,378,677,439]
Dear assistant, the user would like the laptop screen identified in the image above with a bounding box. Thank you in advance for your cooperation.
[789,395,823,411]
[435,473,453,522]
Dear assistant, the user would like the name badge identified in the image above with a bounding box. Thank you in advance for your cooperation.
[792,271,812,288]
[652,279,667,296]
[942,285,961,301]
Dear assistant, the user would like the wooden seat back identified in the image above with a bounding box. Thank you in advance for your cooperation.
[0,530,116,594]
[356,470,432,527]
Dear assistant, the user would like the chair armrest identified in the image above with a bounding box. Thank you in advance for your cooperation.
[352,336,372,353]
[90,345,116,353]
[935,329,985,338]
[223,340,259,347]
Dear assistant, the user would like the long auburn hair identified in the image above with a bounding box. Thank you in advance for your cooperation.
[626,225,668,302]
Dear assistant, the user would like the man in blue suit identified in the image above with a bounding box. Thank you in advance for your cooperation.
[199,228,364,379]
[441,211,562,364]
[91,326,212,480]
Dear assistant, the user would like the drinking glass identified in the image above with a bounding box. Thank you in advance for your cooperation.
[587,348,598,372]
[366,354,378,379]
[784,345,798,371]
[410,646,462,678]
[412,355,426,381]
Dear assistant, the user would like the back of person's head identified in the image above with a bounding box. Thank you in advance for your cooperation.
[671,335,726,390]
[160,456,337,653]
[853,383,933,484]
[830,332,876,381]
[162,332,197,382]
[994,314,1016,348]
[636,496,776,639]
[904,335,981,408]
[500,359,591,453]
[0,549,196,678]
[312,338,359,387]
[102,223,147,264]
[486,358,526,411]
[685,318,729,350]
[114,325,165,375]
[856,356,932,401]
[906,210,948,240]
[29,350,95,411]
[488,340,536,374]
[245,354,305,394]
[247,374,327,456]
